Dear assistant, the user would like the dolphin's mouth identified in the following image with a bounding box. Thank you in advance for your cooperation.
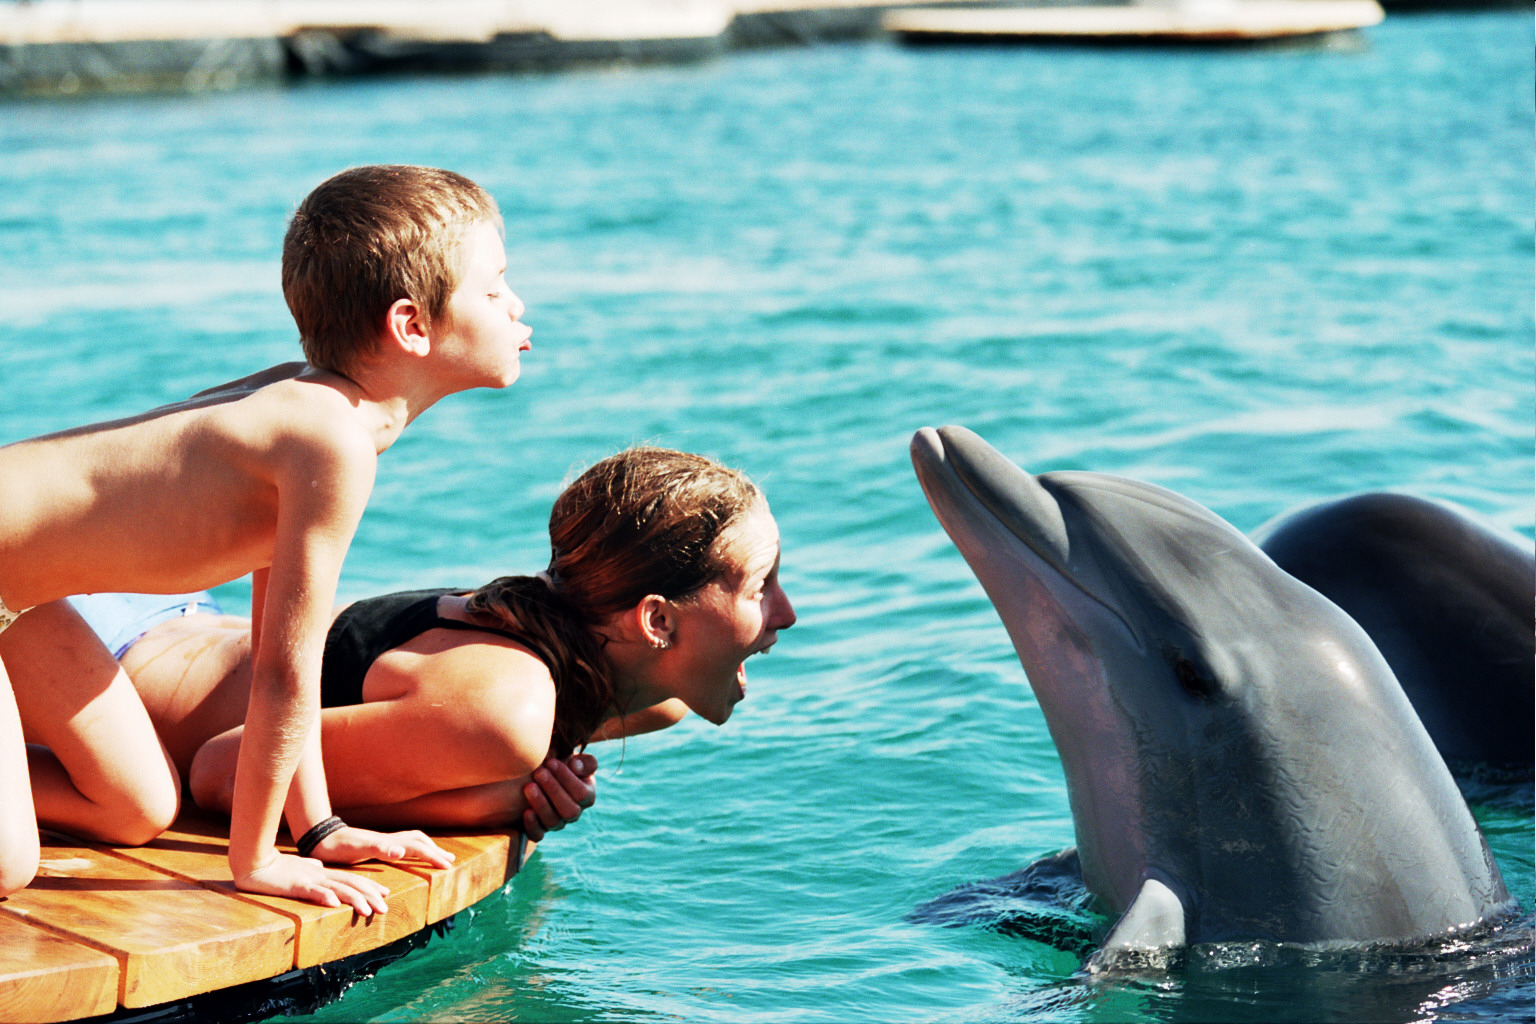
[912,425,1136,641]
[912,426,1070,570]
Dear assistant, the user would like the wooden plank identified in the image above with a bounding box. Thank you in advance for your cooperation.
[883,1,1385,43]
[397,832,524,924]
[0,914,118,1023]
[0,816,529,1021]
[104,812,432,969]
[0,834,295,1008]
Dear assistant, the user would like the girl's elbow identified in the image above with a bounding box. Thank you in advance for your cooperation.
[464,786,523,829]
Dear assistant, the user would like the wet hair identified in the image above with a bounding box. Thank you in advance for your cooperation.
[467,447,763,757]
[281,165,502,376]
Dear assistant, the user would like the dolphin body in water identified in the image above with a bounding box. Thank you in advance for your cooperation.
[1253,492,1534,774]
[909,425,1514,967]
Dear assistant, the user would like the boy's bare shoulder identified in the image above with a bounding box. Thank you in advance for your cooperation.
[215,370,382,474]
[194,364,360,430]
[202,365,358,427]
[191,362,309,400]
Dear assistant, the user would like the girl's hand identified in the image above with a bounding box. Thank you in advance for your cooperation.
[521,754,597,841]
[234,850,391,916]
[311,825,456,869]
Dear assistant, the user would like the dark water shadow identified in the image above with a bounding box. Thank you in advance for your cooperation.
[912,851,1535,1024]
[908,848,1104,958]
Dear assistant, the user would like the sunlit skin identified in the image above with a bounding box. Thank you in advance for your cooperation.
[430,219,532,392]
[0,214,532,912]
[75,500,795,843]
[602,502,797,728]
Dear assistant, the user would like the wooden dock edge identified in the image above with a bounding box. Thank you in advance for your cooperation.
[0,818,532,1024]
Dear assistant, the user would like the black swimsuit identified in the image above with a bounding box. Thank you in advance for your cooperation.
[320,588,537,707]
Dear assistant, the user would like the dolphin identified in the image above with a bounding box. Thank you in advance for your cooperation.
[910,425,1514,967]
[1253,492,1534,773]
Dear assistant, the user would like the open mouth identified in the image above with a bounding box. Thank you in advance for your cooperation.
[738,642,775,695]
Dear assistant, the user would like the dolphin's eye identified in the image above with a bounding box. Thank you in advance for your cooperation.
[1174,657,1215,701]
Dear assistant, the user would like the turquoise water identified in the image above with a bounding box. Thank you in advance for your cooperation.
[2,11,1532,1022]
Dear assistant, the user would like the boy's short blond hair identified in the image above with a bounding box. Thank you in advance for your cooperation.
[282,165,503,375]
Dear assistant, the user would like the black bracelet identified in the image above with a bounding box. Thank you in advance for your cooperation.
[296,815,347,859]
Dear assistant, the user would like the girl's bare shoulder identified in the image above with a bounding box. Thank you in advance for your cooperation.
[399,636,557,775]
[397,629,557,715]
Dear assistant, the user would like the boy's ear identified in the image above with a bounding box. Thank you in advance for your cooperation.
[384,297,431,357]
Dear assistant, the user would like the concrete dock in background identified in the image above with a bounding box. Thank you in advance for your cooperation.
[0,0,1003,94]
[884,0,1385,45]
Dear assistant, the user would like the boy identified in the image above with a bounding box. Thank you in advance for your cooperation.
[0,165,530,911]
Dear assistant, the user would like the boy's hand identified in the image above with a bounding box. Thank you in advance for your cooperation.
[311,826,457,870]
[521,754,597,842]
[235,851,391,916]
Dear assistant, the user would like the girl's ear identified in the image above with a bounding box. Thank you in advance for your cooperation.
[637,595,674,651]
[385,297,431,357]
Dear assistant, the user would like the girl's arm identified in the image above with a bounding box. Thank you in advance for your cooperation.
[195,745,596,838]
[192,640,560,817]
[338,754,596,838]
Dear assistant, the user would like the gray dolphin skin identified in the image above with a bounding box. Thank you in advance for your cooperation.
[1253,492,1534,772]
[910,425,1513,966]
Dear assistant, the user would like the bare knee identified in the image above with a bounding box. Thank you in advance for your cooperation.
[0,832,39,897]
[103,783,181,847]
[140,764,182,838]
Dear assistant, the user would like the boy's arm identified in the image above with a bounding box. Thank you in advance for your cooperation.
[226,430,390,914]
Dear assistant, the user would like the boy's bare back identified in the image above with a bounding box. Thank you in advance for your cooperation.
[0,365,379,612]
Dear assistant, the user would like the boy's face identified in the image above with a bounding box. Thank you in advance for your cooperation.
[438,219,532,387]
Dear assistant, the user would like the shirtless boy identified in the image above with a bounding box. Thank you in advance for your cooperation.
[0,165,531,912]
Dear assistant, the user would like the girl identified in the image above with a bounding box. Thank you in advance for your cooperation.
[43,446,796,844]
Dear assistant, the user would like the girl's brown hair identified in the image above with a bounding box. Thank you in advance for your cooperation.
[467,447,762,757]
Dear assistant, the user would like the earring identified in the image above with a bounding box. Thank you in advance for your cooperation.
[650,637,671,651]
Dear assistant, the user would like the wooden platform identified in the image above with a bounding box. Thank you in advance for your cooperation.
[0,814,530,1023]
[884,1,1386,45]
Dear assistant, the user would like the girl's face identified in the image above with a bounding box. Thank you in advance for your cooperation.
[663,502,796,725]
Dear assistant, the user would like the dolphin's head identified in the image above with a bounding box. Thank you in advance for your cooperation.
[910,426,1483,943]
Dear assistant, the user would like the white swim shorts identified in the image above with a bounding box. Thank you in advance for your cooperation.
[0,595,24,635]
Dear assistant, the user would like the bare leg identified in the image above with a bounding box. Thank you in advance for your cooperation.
[2,600,180,845]
[119,612,254,774]
[0,653,40,894]
[189,726,240,816]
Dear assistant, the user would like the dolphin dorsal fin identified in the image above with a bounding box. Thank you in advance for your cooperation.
[1086,878,1186,972]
